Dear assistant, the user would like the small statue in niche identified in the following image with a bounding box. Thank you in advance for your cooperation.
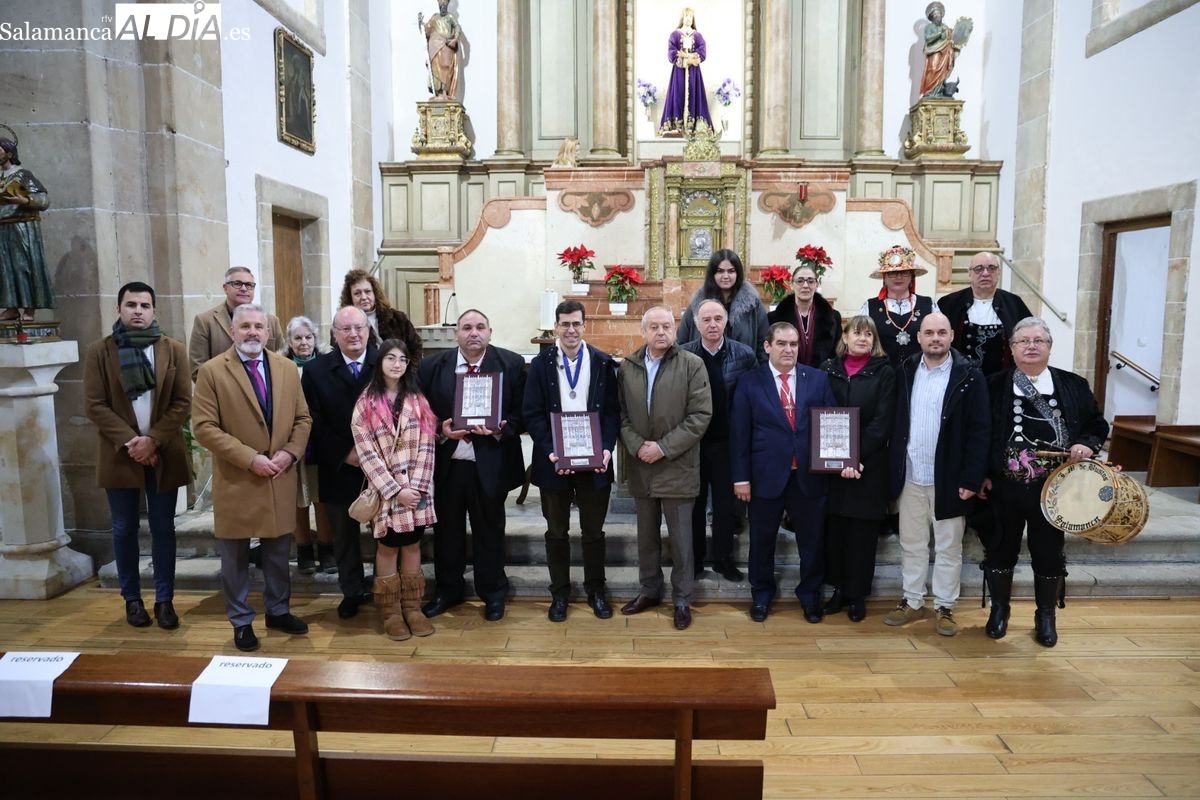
[418,1,462,100]
[0,127,54,320]
[918,2,973,99]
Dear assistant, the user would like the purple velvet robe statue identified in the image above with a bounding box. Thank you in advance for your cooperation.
[658,28,712,135]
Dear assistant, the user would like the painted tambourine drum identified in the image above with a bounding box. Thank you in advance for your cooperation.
[1040,459,1149,545]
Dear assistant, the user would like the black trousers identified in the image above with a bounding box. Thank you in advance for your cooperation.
[823,515,879,599]
[748,471,825,607]
[324,503,367,599]
[432,460,510,603]
[988,479,1066,575]
[692,439,737,568]
[540,474,611,598]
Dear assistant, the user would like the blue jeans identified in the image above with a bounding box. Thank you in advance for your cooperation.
[106,467,178,603]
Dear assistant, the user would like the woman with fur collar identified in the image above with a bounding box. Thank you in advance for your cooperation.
[677,249,769,363]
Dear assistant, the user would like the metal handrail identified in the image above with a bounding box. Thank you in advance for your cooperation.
[996,253,1069,323]
[1110,350,1160,391]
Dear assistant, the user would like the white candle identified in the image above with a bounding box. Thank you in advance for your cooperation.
[539,290,559,330]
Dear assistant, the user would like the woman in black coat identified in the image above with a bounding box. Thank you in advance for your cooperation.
[767,263,842,368]
[819,316,896,621]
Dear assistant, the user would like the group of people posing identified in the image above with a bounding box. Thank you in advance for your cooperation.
[83,245,1107,651]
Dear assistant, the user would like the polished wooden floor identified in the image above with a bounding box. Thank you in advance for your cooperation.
[2,583,1198,798]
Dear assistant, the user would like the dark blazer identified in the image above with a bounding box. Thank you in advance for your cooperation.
[890,349,990,520]
[820,355,895,521]
[523,343,619,490]
[301,344,378,505]
[986,367,1109,477]
[679,337,758,393]
[768,292,843,368]
[730,363,835,500]
[938,287,1033,373]
[418,345,526,497]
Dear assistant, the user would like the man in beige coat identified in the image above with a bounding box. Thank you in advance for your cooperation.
[84,281,191,630]
[189,266,284,381]
[193,303,312,651]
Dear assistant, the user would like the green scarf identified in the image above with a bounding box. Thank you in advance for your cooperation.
[112,320,162,399]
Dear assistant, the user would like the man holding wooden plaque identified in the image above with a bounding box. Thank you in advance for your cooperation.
[418,309,525,622]
[523,300,620,622]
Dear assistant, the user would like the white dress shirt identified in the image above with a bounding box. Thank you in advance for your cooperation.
[906,355,952,486]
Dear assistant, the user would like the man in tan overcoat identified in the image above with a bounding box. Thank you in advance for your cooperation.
[193,303,312,652]
[189,266,284,381]
[83,281,191,630]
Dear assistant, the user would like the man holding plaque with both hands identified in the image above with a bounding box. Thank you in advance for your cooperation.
[523,300,620,622]
[418,309,525,622]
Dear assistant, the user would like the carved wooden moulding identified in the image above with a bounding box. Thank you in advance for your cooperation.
[757,185,837,229]
[557,190,636,227]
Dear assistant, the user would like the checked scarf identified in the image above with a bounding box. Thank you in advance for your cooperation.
[112,320,162,399]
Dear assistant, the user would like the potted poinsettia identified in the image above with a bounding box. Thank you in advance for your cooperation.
[760,265,792,310]
[795,244,833,280]
[557,243,596,292]
[604,265,642,316]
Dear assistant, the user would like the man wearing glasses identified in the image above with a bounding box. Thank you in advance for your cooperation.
[301,306,378,619]
[189,266,285,381]
[937,252,1032,377]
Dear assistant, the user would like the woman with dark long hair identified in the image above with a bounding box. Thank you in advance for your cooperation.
[350,339,438,640]
[677,249,769,362]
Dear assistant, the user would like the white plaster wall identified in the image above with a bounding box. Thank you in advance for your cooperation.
[545,190,646,292]
[370,0,395,241]
[1040,1,1200,407]
[842,210,937,314]
[391,0,498,161]
[746,191,848,305]
[220,1,353,321]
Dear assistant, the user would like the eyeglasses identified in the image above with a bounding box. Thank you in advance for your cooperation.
[793,277,818,286]
[556,321,585,329]
[226,280,256,290]
[1012,338,1050,348]
[970,265,999,274]
[336,324,367,333]
[385,355,410,364]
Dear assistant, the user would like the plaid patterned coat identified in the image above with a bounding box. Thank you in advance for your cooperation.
[350,392,437,538]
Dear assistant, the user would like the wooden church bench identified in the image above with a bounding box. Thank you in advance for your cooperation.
[1146,424,1200,499]
[1107,414,1157,471]
[0,653,774,800]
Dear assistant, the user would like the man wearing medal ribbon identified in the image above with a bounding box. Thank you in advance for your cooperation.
[523,300,620,622]
[858,246,934,367]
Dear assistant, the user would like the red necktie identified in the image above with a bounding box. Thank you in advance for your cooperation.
[467,363,478,374]
[780,372,797,468]
[248,359,267,407]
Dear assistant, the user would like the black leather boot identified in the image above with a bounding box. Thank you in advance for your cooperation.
[984,568,1013,639]
[1033,573,1063,647]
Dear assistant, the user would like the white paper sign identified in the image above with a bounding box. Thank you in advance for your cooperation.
[0,651,81,717]
[188,655,288,726]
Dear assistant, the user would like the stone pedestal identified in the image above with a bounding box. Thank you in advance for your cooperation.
[904,98,970,159]
[0,341,93,599]
[411,100,473,161]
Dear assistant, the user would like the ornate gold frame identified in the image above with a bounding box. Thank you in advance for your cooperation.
[275,27,316,154]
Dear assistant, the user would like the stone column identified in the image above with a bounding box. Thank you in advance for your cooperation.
[0,342,93,599]
[588,0,621,158]
[854,0,886,157]
[758,0,791,156]
[494,0,524,157]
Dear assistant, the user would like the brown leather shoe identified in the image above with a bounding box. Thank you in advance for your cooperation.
[620,595,661,616]
[673,605,692,630]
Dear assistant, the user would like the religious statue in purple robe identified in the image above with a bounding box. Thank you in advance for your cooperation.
[658,8,712,136]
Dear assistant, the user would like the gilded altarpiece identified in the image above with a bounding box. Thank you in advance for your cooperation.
[648,159,747,280]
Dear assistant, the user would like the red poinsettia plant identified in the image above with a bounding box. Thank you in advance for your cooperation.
[604,265,643,302]
[760,265,792,303]
[795,244,833,279]
[557,243,596,283]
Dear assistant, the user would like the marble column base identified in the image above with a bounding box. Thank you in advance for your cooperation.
[0,535,93,599]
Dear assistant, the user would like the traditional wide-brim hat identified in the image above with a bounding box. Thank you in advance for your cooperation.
[870,245,928,279]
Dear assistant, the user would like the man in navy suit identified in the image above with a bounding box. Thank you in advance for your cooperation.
[418,309,526,621]
[523,300,619,622]
[731,322,835,623]
[301,306,376,620]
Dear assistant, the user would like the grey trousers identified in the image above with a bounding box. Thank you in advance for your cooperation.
[634,496,695,606]
[218,536,292,627]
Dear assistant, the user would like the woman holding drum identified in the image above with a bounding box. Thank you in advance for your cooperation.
[981,317,1108,647]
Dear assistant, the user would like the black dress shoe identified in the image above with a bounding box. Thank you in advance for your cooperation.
[749,603,769,622]
[823,588,845,615]
[673,605,692,630]
[620,595,662,616]
[847,598,866,622]
[265,613,309,635]
[548,596,568,622]
[421,595,464,618]
[587,593,613,619]
[484,600,505,622]
[803,603,824,624]
[715,559,745,582]
[153,601,179,630]
[125,599,151,628]
[337,593,371,619]
[234,624,259,652]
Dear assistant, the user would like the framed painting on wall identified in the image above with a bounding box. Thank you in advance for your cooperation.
[275,27,315,154]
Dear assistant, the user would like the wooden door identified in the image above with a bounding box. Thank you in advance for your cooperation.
[272,212,305,326]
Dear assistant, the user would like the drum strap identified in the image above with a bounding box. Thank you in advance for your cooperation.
[1013,370,1068,448]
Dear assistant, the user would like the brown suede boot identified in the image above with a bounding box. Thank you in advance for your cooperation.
[373,574,409,641]
[401,572,434,637]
